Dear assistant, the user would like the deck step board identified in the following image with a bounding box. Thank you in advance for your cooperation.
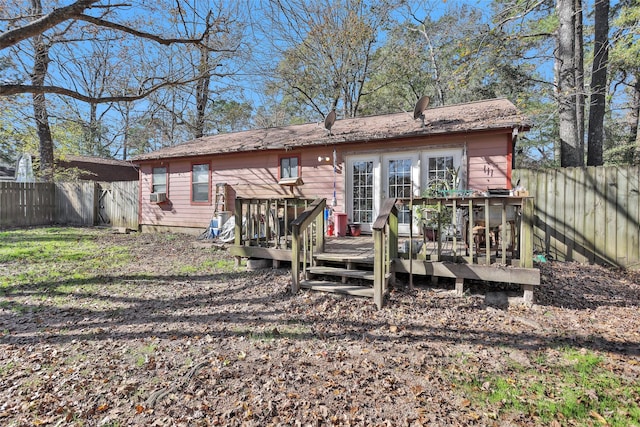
[314,253,374,264]
[300,280,374,298]
[307,266,374,280]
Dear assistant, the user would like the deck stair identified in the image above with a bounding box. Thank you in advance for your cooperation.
[300,252,377,298]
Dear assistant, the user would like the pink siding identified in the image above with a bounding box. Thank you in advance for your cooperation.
[138,130,513,229]
[140,161,216,228]
[466,133,512,191]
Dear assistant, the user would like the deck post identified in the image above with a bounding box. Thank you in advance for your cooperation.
[522,284,534,304]
[484,198,491,265]
[372,198,398,309]
[520,197,534,269]
[501,199,507,264]
[452,199,458,262]
[455,277,465,296]
[467,199,474,263]
[520,197,535,303]
[233,198,244,267]
[291,223,301,293]
[388,208,398,287]
[288,198,326,294]
[315,210,325,253]
[234,198,242,246]
[373,228,384,309]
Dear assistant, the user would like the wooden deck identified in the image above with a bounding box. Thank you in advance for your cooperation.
[231,234,540,302]
[229,196,540,306]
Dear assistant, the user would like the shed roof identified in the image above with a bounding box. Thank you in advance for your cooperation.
[133,98,531,162]
[57,155,139,182]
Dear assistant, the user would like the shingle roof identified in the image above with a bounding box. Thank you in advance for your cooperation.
[132,98,531,162]
[57,155,139,182]
[60,155,137,167]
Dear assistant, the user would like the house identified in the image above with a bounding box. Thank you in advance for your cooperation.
[132,98,531,235]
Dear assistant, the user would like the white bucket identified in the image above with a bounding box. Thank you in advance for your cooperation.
[217,211,231,228]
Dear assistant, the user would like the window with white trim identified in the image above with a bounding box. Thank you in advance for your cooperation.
[152,167,167,194]
[280,156,300,179]
[192,163,210,203]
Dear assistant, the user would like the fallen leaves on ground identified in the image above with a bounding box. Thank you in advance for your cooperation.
[1,231,639,425]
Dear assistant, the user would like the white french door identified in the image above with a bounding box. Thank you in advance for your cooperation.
[383,154,419,235]
[345,149,462,235]
[346,156,378,233]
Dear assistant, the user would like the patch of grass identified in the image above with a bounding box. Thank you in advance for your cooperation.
[177,264,199,274]
[452,348,640,426]
[0,361,16,378]
[0,228,133,296]
[201,258,237,271]
[131,343,157,367]
[177,258,238,275]
[0,228,101,263]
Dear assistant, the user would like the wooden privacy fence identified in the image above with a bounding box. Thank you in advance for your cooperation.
[97,181,139,229]
[0,182,55,227]
[0,181,138,230]
[514,166,640,270]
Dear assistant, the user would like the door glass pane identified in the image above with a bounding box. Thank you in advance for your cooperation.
[428,156,454,195]
[352,160,373,223]
[388,159,411,224]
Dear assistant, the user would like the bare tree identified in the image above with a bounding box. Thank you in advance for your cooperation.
[587,0,609,166]
[260,0,398,120]
[1,0,243,178]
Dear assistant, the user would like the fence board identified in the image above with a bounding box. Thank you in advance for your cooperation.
[630,167,640,268]
[572,167,588,264]
[583,167,597,264]
[515,166,640,270]
[616,167,628,267]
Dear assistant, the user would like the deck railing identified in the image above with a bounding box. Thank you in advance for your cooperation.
[290,198,326,293]
[371,198,399,308]
[404,196,534,268]
[233,197,317,249]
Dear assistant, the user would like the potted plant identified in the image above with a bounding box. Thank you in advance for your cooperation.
[414,202,448,242]
[348,223,361,236]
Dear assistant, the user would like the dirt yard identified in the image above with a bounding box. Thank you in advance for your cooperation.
[1,229,639,426]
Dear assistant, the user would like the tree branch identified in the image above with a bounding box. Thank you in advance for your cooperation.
[76,14,211,46]
[0,80,195,104]
[0,0,102,50]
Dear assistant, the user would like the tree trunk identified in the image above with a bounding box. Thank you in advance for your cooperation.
[30,0,54,181]
[557,0,582,166]
[194,28,211,139]
[418,27,445,105]
[575,0,585,158]
[587,0,609,166]
[633,78,640,163]
[88,103,99,155]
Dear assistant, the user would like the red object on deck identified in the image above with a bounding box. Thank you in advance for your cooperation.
[334,212,348,237]
[327,223,334,236]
